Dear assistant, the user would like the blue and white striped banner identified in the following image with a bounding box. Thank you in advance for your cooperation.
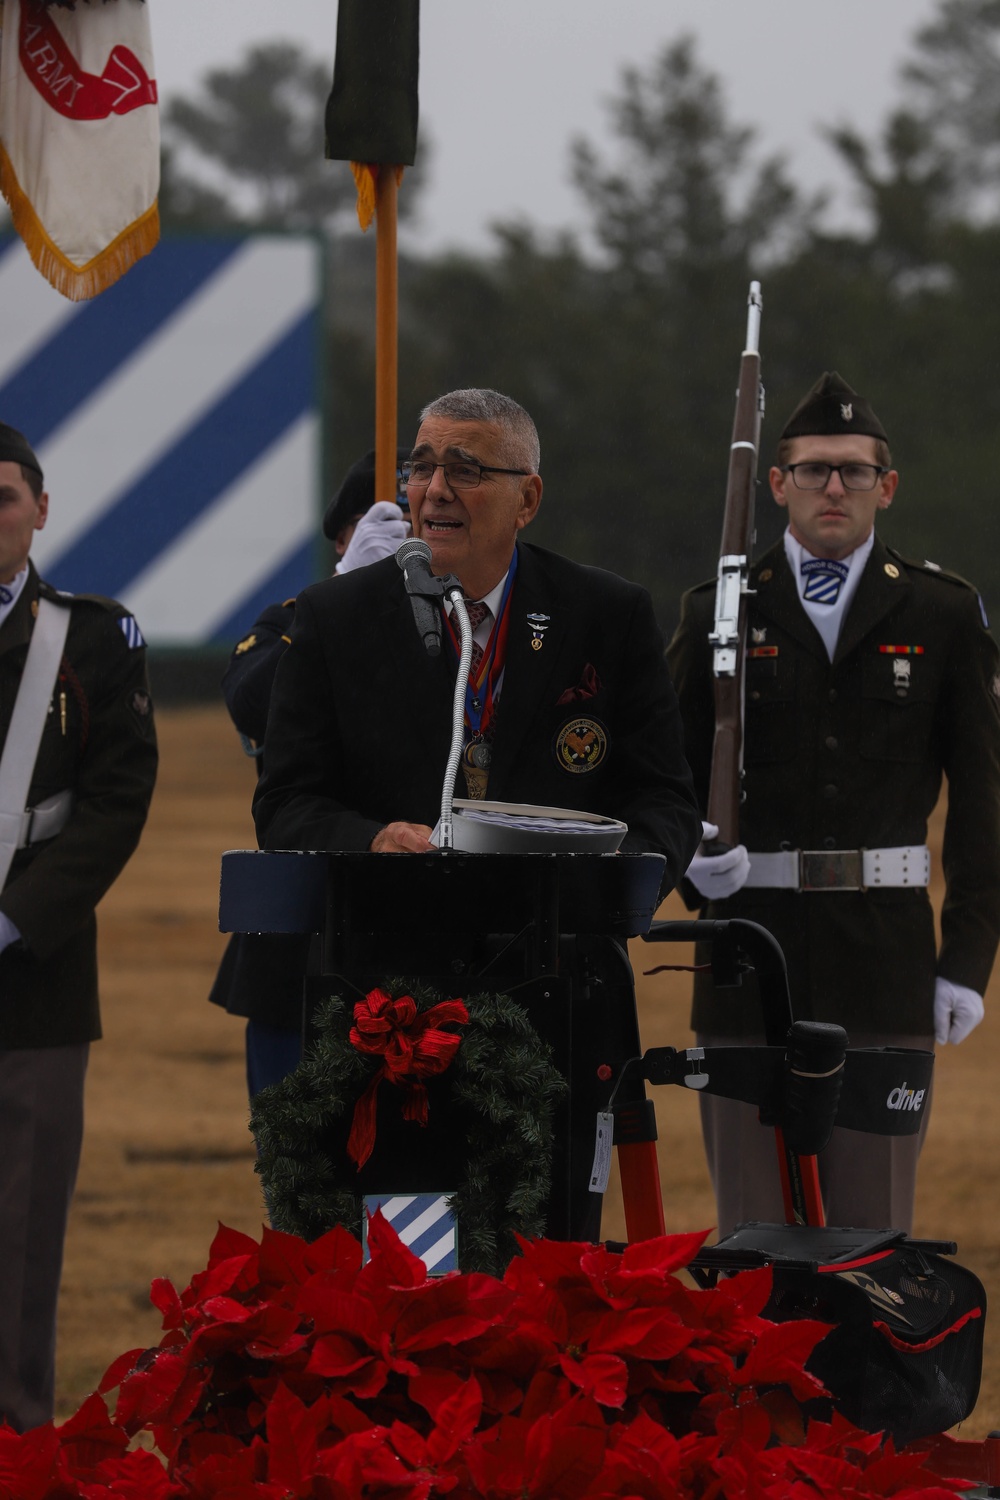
[363,1193,459,1274]
[0,232,322,646]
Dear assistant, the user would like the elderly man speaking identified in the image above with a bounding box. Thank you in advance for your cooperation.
[254,388,699,877]
[252,388,700,1238]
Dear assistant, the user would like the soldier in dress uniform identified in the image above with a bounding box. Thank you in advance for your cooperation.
[668,372,1000,1235]
[209,450,409,1101]
[0,422,157,1430]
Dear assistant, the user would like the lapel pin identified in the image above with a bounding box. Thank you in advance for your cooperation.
[527,612,550,651]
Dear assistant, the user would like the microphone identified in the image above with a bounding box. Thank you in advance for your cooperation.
[396,537,445,657]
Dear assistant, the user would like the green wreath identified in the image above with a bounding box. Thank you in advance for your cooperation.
[251,980,567,1277]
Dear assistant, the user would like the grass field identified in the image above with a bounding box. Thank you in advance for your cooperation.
[56,705,1000,1440]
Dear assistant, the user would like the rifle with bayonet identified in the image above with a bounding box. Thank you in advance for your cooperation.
[704,281,764,853]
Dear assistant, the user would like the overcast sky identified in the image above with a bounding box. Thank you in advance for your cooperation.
[152,1,941,255]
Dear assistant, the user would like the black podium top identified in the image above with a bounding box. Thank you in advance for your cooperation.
[219,849,666,942]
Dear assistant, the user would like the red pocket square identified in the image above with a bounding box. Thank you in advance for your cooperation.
[557,664,602,705]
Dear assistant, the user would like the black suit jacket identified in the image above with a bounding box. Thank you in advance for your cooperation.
[254,541,700,895]
[667,534,1000,1035]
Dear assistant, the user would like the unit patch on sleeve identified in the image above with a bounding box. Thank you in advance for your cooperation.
[118,615,145,650]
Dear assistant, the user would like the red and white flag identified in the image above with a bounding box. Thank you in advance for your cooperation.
[0,0,159,300]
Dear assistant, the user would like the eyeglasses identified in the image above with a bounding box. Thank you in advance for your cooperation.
[402,460,530,490]
[782,462,888,492]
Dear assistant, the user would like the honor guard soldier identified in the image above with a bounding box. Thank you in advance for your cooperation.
[668,372,1000,1235]
[210,450,409,1102]
[0,422,157,1430]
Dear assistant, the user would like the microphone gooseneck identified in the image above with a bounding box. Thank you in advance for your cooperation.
[393,540,468,847]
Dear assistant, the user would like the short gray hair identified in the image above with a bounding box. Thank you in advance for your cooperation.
[419,388,540,473]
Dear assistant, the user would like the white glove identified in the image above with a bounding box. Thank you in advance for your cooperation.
[685,821,752,901]
[934,977,984,1045]
[335,502,409,574]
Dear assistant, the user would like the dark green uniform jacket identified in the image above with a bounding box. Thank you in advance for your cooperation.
[667,535,1000,1037]
[0,564,158,1048]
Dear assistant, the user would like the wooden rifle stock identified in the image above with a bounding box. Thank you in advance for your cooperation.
[704,283,764,852]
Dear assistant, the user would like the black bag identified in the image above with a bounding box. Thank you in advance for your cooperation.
[691,1224,985,1447]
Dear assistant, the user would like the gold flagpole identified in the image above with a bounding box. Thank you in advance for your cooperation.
[374,166,399,503]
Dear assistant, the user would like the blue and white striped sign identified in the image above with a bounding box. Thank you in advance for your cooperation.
[363,1193,459,1274]
[0,232,322,645]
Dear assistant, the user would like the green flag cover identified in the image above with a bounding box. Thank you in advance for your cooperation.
[325,0,419,165]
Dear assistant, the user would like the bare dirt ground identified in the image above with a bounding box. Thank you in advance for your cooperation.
[56,705,1000,1440]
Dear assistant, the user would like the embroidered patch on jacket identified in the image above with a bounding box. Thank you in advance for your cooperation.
[118,615,145,649]
[130,689,152,717]
[555,717,608,774]
[234,633,257,655]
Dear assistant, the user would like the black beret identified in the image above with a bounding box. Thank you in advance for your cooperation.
[779,371,888,444]
[0,421,42,477]
[323,447,410,540]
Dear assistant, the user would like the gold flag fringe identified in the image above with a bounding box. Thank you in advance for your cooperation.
[350,161,404,232]
[0,143,159,301]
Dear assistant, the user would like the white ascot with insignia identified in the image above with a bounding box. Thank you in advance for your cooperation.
[784,529,874,660]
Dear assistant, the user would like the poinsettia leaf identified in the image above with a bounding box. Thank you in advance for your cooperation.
[56,1391,129,1477]
[616,1229,712,1279]
[148,1278,185,1328]
[303,1222,363,1281]
[206,1222,262,1269]
[557,1351,628,1408]
[359,1211,427,1291]
[760,1387,809,1447]
[196,1295,256,1326]
[0,1422,64,1496]
[425,1376,484,1464]
[97,1347,148,1395]
[524,1398,608,1497]
[711,1264,775,1321]
[112,1350,207,1432]
[263,1381,329,1491]
[306,1333,377,1379]
[393,1273,512,1352]
[859,1446,974,1496]
[714,1396,775,1453]
[296,1283,381,1342]
[601,1408,687,1493]
[257,1225,313,1289]
[587,1305,694,1361]
[313,1426,433,1497]
[732,1318,832,1399]
[408,1367,466,1421]
[183,1254,257,1313]
[508,1236,596,1290]
[85,1448,180,1499]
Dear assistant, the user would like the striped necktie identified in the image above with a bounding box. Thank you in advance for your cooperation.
[463,599,491,676]
[801,556,849,604]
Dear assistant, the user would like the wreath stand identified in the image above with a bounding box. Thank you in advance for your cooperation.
[220,846,669,1246]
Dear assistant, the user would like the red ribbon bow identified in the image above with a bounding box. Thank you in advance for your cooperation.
[346,988,469,1170]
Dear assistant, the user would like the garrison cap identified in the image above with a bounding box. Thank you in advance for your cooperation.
[779,371,888,444]
[322,447,409,540]
[0,422,42,478]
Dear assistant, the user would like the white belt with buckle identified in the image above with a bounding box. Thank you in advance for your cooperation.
[17,789,73,849]
[744,845,930,892]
